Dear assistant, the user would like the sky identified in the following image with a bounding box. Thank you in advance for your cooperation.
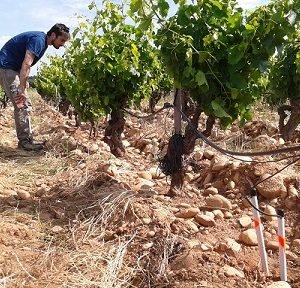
[0,0,271,75]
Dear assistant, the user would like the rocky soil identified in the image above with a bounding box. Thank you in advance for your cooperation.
[0,92,299,288]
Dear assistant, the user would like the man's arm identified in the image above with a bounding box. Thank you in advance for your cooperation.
[18,50,35,95]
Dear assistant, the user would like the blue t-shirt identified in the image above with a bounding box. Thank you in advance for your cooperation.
[0,31,48,72]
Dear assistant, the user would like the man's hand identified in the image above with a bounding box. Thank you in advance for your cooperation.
[14,92,27,108]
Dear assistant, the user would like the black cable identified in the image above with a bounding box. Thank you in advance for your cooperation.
[170,103,300,158]
[253,156,300,187]
[163,102,293,217]
[244,155,300,217]
[244,193,279,218]
[210,148,300,164]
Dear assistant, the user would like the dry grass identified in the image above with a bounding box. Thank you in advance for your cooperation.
[0,189,140,287]
[0,153,75,198]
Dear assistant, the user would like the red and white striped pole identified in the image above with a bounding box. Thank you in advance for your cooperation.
[277,209,287,281]
[249,189,269,275]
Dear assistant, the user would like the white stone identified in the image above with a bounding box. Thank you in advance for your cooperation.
[238,215,252,228]
[264,205,277,221]
[203,187,218,196]
[141,218,152,225]
[239,229,258,245]
[226,238,241,253]
[51,226,64,233]
[17,190,31,200]
[203,149,214,159]
[89,143,99,153]
[143,242,154,250]
[138,171,152,180]
[175,207,200,219]
[194,214,216,227]
[266,281,291,288]
[122,140,131,148]
[206,194,232,209]
[213,210,224,219]
[223,265,244,278]
[256,174,287,199]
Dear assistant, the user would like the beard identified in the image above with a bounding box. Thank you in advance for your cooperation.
[51,39,59,49]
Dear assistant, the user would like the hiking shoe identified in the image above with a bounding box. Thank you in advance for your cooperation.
[18,139,44,152]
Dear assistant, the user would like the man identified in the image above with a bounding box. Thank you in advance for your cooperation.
[0,23,70,151]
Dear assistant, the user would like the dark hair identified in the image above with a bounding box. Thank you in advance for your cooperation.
[47,23,70,36]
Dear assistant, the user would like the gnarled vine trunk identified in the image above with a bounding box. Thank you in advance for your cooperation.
[104,110,126,157]
[149,90,162,113]
[161,89,216,196]
[278,99,300,141]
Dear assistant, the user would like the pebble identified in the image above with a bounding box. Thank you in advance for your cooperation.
[200,243,212,252]
[17,190,31,200]
[102,164,118,176]
[51,226,64,233]
[147,231,156,238]
[227,180,236,189]
[223,265,245,278]
[143,242,154,250]
[264,205,277,221]
[204,211,215,219]
[226,238,241,253]
[175,207,200,219]
[212,210,223,220]
[206,194,232,209]
[134,179,154,191]
[203,173,213,185]
[169,207,180,213]
[224,211,233,219]
[266,240,279,250]
[211,161,228,172]
[35,186,48,197]
[141,218,151,225]
[1,189,18,197]
[88,143,99,153]
[286,251,298,261]
[193,151,203,161]
[177,203,192,209]
[187,239,201,249]
[292,239,300,249]
[203,149,214,159]
[239,229,258,245]
[122,140,131,148]
[238,215,252,228]
[185,220,199,233]
[266,281,291,288]
[203,187,218,196]
[194,214,216,227]
[138,171,152,180]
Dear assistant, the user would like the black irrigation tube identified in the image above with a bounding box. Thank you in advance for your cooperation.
[171,103,300,158]
[169,102,299,216]
[245,189,286,218]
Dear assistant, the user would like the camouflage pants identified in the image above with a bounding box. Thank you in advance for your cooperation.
[0,68,32,141]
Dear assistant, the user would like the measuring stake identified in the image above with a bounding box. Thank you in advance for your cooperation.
[249,189,270,275]
[277,209,287,281]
